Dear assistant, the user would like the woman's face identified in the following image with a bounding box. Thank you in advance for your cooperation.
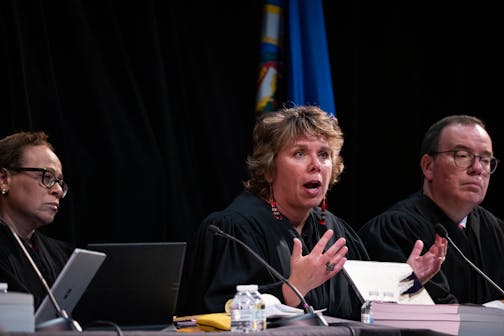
[3,145,65,230]
[271,135,333,219]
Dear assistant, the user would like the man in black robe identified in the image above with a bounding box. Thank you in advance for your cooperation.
[359,115,504,305]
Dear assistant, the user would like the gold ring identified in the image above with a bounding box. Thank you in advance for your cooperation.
[325,262,335,272]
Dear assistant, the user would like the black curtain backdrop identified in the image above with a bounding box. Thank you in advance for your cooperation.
[1,1,502,248]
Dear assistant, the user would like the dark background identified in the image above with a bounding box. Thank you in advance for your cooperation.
[1,1,502,247]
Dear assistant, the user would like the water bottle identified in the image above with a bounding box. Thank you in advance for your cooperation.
[361,289,396,324]
[361,300,374,324]
[230,285,256,332]
[249,285,266,331]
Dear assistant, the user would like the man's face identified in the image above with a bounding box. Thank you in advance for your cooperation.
[426,123,493,209]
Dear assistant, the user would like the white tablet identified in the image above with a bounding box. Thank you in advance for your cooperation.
[34,248,106,324]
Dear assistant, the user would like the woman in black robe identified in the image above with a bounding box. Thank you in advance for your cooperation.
[176,106,446,320]
[0,131,72,309]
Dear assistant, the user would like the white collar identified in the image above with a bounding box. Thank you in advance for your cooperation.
[459,216,468,228]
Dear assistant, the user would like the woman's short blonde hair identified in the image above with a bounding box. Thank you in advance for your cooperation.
[244,105,344,199]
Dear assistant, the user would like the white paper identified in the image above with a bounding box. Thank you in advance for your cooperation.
[343,260,434,304]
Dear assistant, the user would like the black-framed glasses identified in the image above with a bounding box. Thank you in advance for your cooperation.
[430,150,499,174]
[9,167,69,198]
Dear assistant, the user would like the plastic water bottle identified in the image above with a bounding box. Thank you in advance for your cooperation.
[230,285,256,332]
[361,300,374,324]
[249,285,266,331]
[361,289,398,324]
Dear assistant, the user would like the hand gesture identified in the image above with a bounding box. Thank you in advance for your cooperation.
[407,234,447,284]
[283,230,348,307]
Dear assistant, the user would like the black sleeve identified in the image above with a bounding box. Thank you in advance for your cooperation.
[0,229,72,309]
[176,212,283,316]
[330,215,370,262]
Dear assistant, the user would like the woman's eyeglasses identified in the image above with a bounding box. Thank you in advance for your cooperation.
[9,167,69,198]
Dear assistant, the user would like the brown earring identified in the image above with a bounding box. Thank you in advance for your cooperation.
[320,196,327,225]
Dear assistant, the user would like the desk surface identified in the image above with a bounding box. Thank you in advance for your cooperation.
[6,318,450,336]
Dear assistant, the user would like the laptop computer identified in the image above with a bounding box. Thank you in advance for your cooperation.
[34,248,107,325]
[72,242,186,330]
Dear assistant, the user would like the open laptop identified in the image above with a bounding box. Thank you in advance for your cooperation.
[34,248,107,325]
[72,242,186,330]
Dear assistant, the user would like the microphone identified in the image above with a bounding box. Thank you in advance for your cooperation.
[7,225,82,332]
[434,223,504,296]
[208,224,328,327]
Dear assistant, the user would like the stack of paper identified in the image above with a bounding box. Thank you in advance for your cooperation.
[0,288,35,332]
[343,260,504,335]
[365,301,504,336]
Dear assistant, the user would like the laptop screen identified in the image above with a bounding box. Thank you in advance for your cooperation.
[72,242,186,330]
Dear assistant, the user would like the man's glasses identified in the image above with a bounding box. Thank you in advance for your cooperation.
[430,150,499,174]
[10,167,69,198]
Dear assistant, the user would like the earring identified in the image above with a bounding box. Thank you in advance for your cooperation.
[269,185,282,220]
[1,189,7,196]
[270,198,282,220]
[320,196,327,225]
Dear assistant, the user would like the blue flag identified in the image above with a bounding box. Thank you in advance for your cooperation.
[286,0,336,116]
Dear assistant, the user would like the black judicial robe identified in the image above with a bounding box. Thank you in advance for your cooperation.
[176,191,369,320]
[358,191,504,305]
[0,222,72,309]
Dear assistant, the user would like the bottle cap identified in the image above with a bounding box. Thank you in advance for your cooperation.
[236,284,258,292]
